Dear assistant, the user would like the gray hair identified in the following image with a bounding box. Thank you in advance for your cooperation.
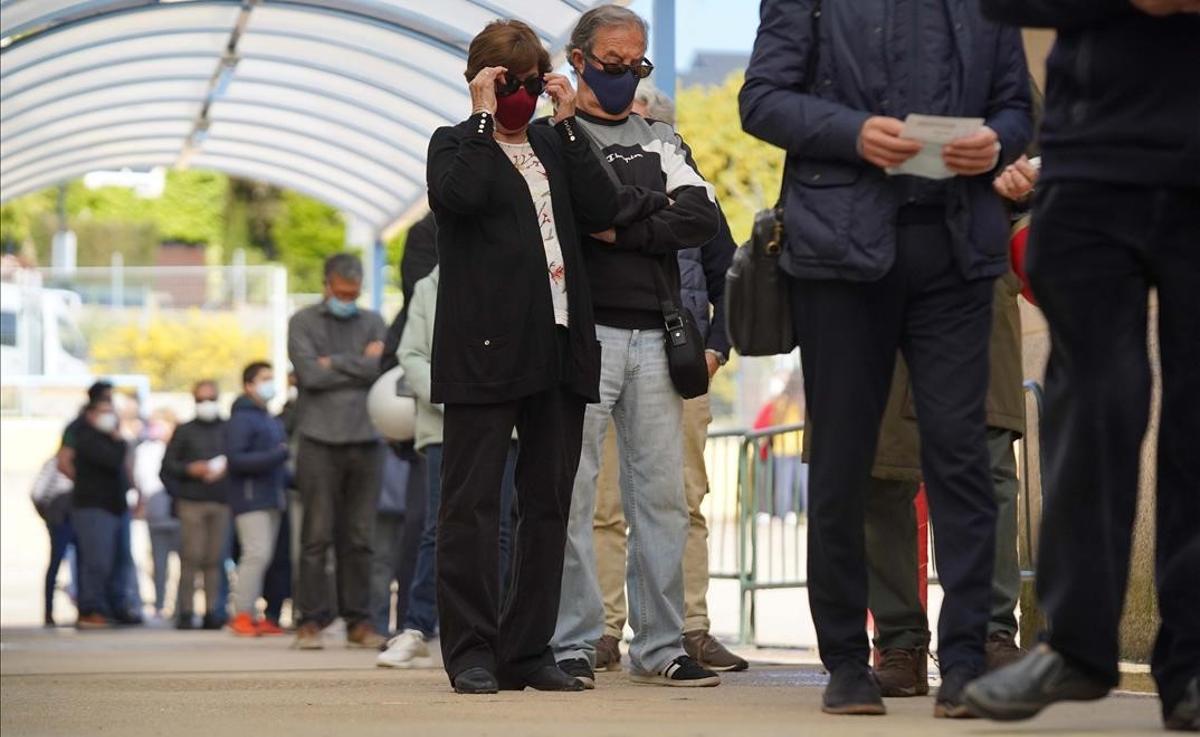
[634,79,675,125]
[324,252,363,282]
[566,4,648,57]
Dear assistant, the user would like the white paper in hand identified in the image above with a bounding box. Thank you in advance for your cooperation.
[887,114,985,180]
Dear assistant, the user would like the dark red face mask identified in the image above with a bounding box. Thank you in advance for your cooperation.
[495,86,538,130]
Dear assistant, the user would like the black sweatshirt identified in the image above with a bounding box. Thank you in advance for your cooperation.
[574,111,721,330]
[982,1,1200,187]
[72,423,129,515]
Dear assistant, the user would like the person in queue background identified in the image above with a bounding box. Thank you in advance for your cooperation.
[225,361,290,637]
[549,5,723,691]
[967,2,1200,732]
[132,408,180,622]
[740,0,1032,718]
[424,18,617,695]
[161,380,230,631]
[288,253,388,650]
[70,397,131,629]
[588,78,743,675]
[378,265,519,670]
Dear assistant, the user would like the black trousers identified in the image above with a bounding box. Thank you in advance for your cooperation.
[438,385,585,683]
[296,438,383,628]
[1028,182,1200,712]
[792,215,997,675]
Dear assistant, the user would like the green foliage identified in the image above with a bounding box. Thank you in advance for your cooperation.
[272,191,346,292]
[676,72,785,244]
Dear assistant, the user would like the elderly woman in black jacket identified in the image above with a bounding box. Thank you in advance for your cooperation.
[426,19,618,695]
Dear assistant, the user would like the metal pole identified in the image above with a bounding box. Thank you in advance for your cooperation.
[372,237,385,314]
[652,0,677,100]
[111,252,124,311]
[270,265,289,411]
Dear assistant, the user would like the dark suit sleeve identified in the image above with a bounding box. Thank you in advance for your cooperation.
[226,414,288,474]
[984,27,1034,174]
[702,208,736,356]
[426,115,500,215]
[981,0,1133,28]
[554,117,618,234]
[739,0,871,164]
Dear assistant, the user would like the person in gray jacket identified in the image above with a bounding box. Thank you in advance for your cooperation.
[287,253,387,650]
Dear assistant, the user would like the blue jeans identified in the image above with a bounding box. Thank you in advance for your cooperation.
[553,326,688,675]
[73,507,123,618]
[404,442,516,638]
[44,517,77,621]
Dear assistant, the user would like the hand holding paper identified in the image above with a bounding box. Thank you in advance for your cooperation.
[884,114,987,180]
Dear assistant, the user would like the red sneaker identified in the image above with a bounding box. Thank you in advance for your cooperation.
[256,618,285,636]
[229,612,259,637]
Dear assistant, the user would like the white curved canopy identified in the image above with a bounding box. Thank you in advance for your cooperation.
[0,0,606,233]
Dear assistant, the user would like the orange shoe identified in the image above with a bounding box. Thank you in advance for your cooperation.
[229,612,259,637]
[256,618,285,636]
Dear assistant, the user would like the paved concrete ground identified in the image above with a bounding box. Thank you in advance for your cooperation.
[1,627,1164,737]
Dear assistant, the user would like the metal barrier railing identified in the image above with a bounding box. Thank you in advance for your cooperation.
[706,382,1046,646]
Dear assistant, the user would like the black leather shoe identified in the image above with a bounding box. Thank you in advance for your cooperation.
[1165,677,1199,732]
[963,644,1110,721]
[500,665,586,692]
[935,666,982,719]
[453,667,499,695]
[822,663,886,716]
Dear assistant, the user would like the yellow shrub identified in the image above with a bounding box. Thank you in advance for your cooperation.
[91,310,269,391]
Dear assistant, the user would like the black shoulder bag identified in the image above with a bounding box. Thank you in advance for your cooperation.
[725,0,822,357]
[579,126,710,399]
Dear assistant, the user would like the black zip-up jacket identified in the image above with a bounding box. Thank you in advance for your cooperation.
[72,423,129,515]
[425,112,618,405]
[982,1,1200,187]
[160,418,230,504]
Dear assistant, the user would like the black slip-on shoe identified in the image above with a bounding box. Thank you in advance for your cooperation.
[821,663,886,715]
[557,658,596,690]
[453,667,499,695]
[962,644,1111,721]
[1165,677,1200,733]
[500,665,586,692]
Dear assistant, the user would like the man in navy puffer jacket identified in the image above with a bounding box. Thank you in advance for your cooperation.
[225,361,290,636]
[740,0,1032,718]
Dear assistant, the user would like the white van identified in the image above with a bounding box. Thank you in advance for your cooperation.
[0,281,90,377]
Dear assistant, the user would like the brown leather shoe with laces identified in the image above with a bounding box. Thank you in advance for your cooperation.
[595,634,622,672]
[873,647,929,697]
[985,630,1026,672]
[292,621,324,650]
[346,621,387,650]
[683,630,749,672]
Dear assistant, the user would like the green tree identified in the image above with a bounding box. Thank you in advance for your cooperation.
[675,72,785,244]
[272,190,346,292]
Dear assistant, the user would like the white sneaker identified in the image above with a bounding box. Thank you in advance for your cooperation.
[376,629,434,669]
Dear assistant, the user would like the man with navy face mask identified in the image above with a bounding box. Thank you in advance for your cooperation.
[551,4,724,690]
[287,253,387,650]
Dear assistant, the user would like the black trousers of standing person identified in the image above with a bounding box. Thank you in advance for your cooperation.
[438,383,585,685]
[296,438,384,628]
[792,209,998,677]
[1027,182,1200,713]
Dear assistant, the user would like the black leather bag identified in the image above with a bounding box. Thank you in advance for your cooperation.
[724,0,822,357]
[725,207,794,356]
[656,277,710,400]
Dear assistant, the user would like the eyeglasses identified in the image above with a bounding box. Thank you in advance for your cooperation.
[585,52,654,79]
[496,73,546,98]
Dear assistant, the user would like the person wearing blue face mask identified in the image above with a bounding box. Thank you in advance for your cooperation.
[225,361,290,637]
[287,253,388,650]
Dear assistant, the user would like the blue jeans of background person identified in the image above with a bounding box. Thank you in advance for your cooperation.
[553,326,688,676]
[73,507,123,618]
[403,442,516,638]
[115,511,143,618]
[148,522,180,613]
[44,516,77,622]
[263,509,291,624]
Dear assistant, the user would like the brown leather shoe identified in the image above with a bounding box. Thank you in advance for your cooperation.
[595,634,622,672]
[873,647,929,697]
[347,622,387,650]
[985,630,1026,672]
[683,630,749,672]
[292,621,324,650]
